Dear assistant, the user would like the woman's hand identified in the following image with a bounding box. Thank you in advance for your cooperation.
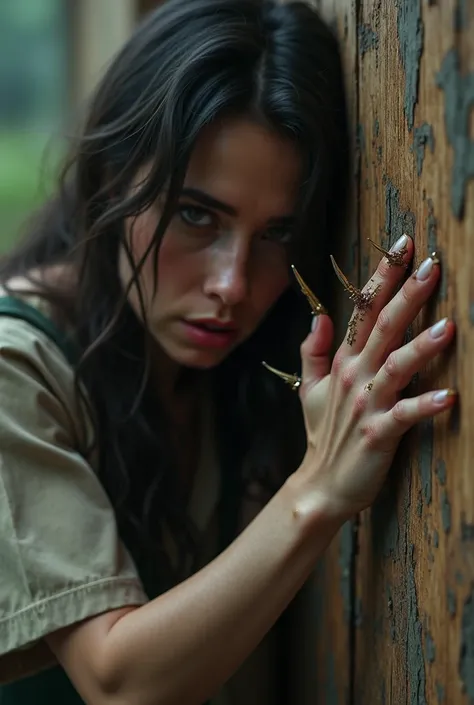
[296,235,456,521]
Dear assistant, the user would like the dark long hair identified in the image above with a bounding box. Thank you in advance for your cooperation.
[0,0,350,589]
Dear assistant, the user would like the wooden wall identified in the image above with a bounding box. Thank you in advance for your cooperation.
[313,0,474,702]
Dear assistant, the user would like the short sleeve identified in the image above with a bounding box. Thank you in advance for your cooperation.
[0,317,148,684]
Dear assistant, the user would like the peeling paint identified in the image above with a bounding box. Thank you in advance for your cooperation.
[387,585,396,642]
[436,49,474,219]
[459,588,474,700]
[441,490,451,534]
[425,630,436,663]
[339,521,353,624]
[326,650,339,705]
[397,0,424,131]
[436,681,446,703]
[470,302,474,324]
[448,588,457,617]
[358,23,378,56]
[433,529,439,548]
[456,570,465,585]
[355,597,363,628]
[411,123,435,175]
[427,198,438,253]
[372,492,399,558]
[419,420,433,506]
[356,123,368,169]
[407,545,427,705]
[426,200,448,300]
[373,118,380,138]
[461,514,474,542]
[377,145,383,164]
[381,680,387,705]
[385,180,416,249]
[435,458,447,485]
[453,0,469,30]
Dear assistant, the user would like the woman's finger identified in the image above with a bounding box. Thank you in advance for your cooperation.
[336,234,414,358]
[360,252,441,372]
[300,314,334,389]
[371,388,457,442]
[370,317,455,402]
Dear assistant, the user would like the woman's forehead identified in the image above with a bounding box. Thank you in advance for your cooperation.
[183,117,302,216]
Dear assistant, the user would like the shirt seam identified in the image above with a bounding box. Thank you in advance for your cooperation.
[0,457,32,602]
[0,576,144,626]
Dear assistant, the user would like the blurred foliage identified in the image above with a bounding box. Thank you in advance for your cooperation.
[0,0,67,252]
[0,131,64,251]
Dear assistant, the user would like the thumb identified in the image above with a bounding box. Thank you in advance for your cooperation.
[300,314,334,387]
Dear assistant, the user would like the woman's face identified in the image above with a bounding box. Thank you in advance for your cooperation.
[119,117,302,369]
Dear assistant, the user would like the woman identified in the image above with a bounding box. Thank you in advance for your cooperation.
[0,1,455,703]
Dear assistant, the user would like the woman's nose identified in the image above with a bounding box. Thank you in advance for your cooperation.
[203,245,249,307]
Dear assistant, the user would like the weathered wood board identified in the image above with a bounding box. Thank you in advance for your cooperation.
[353,1,474,704]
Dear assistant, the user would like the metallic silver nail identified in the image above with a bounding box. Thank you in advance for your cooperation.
[390,234,408,253]
[430,318,448,338]
[416,257,434,281]
[433,388,457,403]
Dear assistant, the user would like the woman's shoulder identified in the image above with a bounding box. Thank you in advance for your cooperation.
[0,277,89,447]
[0,273,76,365]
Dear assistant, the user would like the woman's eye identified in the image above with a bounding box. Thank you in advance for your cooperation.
[262,227,293,245]
[178,205,214,228]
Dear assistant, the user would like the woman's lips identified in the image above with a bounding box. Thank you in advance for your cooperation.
[180,320,238,349]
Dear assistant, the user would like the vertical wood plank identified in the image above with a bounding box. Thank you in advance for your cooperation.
[354,1,474,703]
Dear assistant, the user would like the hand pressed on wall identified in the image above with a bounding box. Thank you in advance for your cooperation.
[295,234,456,521]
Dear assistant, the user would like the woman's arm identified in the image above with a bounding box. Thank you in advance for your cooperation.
[47,470,336,705]
[47,242,456,705]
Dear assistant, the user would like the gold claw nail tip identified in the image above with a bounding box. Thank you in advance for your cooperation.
[367,238,407,267]
[445,388,457,398]
[290,265,328,316]
[261,361,301,391]
[330,255,380,310]
[430,251,441,265]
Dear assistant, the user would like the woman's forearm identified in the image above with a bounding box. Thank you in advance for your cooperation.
[96,468,338,705]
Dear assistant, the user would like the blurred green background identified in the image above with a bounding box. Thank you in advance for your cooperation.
[0,0,68,252]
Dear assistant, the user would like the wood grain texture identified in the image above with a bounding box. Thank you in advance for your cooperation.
[353,1,474,703]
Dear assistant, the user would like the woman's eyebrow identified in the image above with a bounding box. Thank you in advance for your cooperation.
[180,188,236,216]
[180,187,295,225]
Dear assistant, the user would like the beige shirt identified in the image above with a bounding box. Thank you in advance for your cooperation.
[0,297,276,703]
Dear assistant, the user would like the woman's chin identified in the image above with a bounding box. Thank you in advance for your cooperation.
[158,339,234,370]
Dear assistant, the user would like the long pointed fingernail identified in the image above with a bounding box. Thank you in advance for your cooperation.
[291,265,328,316]
[261,361,301,391]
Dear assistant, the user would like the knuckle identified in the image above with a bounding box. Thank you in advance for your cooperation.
[353,391,368,418]
[376,259,392,279]
[300,337,312,358]
[399,283,411,305]
[375,308,391,337]
[360,422,381,450]
[332,349,345,374]
[340,361,357,392]
[413,334,425,356]
[384,351,400,379]
[392,400,407,423]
